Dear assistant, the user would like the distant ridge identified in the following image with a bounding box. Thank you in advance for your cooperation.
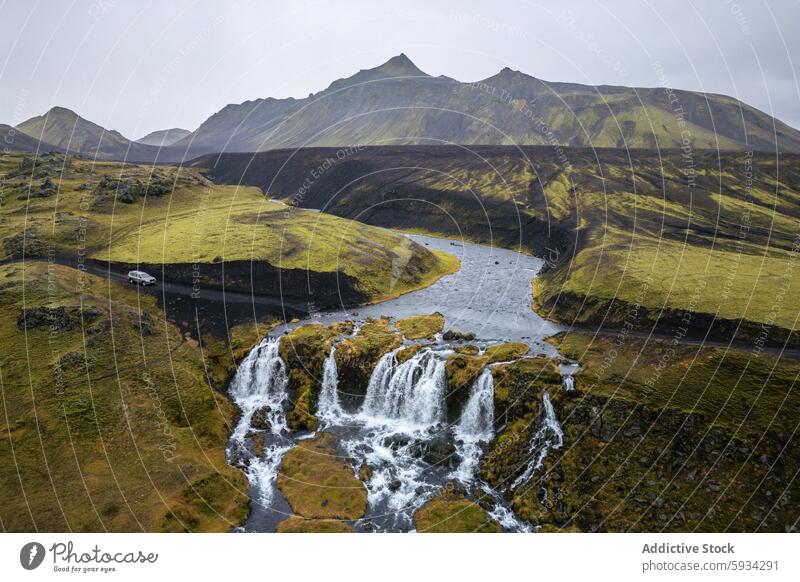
[14,107,185,162]
[135,128,191,147]
[1,124,63,154]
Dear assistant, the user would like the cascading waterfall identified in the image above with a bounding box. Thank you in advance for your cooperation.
[228,337,293,505]
[221,233,573,532]
[317,345,345,421]
[562,375,575,391]
[511,392,564,490]
[229,338,289,439]
[339,348,451,530]
[451,367,495,484]
[360,348,447,428]
[455,367,495,441]
[360,351,398,414]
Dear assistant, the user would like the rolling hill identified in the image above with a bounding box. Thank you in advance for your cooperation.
[176,53,800,154]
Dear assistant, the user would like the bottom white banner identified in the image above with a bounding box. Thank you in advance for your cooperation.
[0,533,797,581]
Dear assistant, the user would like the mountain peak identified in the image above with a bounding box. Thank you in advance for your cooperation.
[45,106,80,118]
[371,53,428,78]
[322,53,430,93]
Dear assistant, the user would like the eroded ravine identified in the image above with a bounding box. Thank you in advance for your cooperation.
[226,234,576,532]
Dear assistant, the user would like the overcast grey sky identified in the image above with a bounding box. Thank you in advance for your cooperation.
[1,0,798,139]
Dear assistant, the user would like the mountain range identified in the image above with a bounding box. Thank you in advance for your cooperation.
[5,54,800,161]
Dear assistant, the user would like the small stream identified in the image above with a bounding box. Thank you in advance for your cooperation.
[227,234,571,532]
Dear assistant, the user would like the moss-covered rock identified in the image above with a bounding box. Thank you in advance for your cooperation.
[334,318,402,408]
[396,343,426,364]
[444,353,488,423]
[490,356,563,424]
[413,488,501,533]
[279,323,339,428]
[286,387,318,432]
[483,342,529,362]
[455,344,479,356]
[396,312,444,340]
[443,329,476,341]
[275,516,353,532]
[277,433,367,520]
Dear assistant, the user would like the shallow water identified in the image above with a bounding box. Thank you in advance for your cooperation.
[271,234,563,352]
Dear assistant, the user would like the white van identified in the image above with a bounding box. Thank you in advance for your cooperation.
[127,270,156,286]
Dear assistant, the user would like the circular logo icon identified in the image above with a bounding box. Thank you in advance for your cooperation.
[20,542,46,570]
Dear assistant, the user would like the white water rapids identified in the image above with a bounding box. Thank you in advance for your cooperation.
[318,347,453,530]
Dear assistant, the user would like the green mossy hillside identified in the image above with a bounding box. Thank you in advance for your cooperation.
[0,261,251,532]
[0,153,458,304]
[480,332,800,532]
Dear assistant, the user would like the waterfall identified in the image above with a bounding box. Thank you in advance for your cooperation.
[229,337,289,440]
[360,348,447,428]
[451,368,495,484]
[317,345,344,421]
[454,368,495,442]
[562,375,575,391]
[228,337,293,505]
[360,351,398,414]
[511,392,564,490]
[335,348,451,530]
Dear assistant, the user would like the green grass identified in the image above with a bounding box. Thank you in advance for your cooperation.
[0,153,458,303]
[275,516,353,532]
[483,342,529,362]
[395,313,444,340]
[530,152,800,335]
[551,332,800,439]
[0,261,250,531]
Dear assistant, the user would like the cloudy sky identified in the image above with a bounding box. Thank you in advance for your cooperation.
[1,0,798,139]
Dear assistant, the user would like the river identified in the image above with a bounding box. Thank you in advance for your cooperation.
[228,234,571,532]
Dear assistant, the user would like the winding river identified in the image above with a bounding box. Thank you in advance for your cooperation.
[228,234,571,532]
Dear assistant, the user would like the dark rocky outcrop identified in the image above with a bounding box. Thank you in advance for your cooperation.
[17,305,101,332]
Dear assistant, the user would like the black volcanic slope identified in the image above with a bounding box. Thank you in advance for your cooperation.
[193,145,800,346]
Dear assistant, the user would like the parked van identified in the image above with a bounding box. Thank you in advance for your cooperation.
[127,270,156,286]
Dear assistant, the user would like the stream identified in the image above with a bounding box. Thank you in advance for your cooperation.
[227,234,573,532]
